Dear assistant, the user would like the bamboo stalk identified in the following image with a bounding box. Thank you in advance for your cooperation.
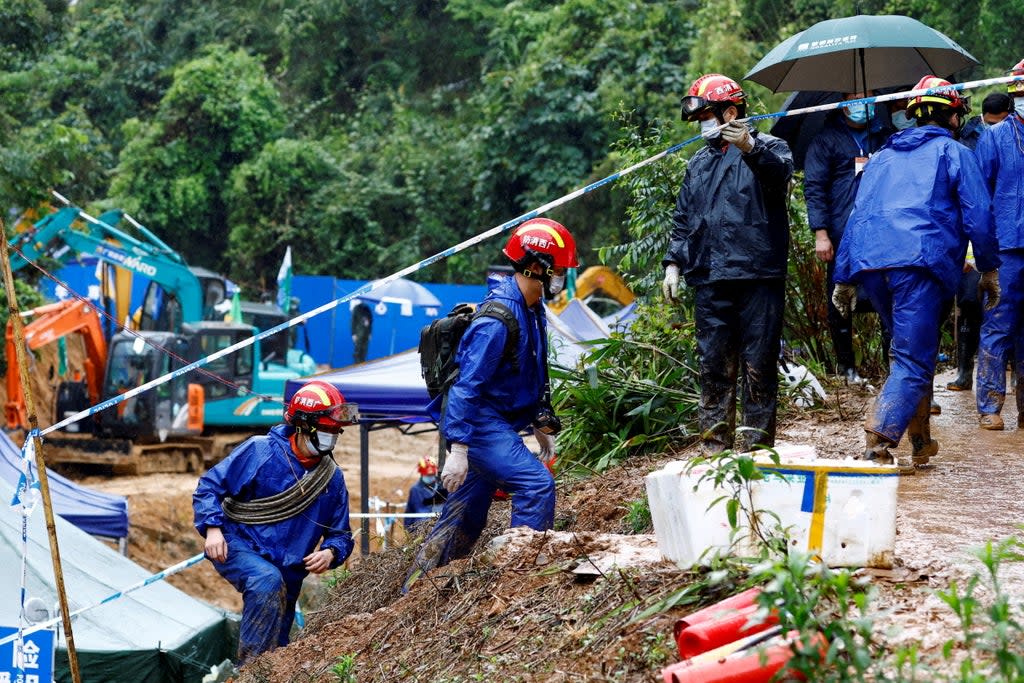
[0,218,82,682]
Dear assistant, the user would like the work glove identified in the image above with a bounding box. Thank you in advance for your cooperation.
[442,442,469,492]
[979,270,1000,311]
[662,264,681,303]
[721,121,754,153]
[534,430,556,466]
[831,283,858,318]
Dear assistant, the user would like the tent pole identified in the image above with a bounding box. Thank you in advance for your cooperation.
[360,422,370,555]
[0,220,82,683]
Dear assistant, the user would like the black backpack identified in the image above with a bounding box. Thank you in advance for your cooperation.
[418,301,520,399]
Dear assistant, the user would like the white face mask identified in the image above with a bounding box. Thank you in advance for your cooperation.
[699,118,721,138]
[310,431,338,453]
[547,274,566,296]
[891,110,915,130]
[1014,97,1024,116]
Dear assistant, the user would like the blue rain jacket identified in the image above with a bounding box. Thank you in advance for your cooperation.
[442,275,547,445]
[975,115,1024,252]
[663,129,794,286]
[193,424,354,571]
[406,478,447,516]
[959,115,987,151]
[803,114,890,242]
[834,125,1000,298]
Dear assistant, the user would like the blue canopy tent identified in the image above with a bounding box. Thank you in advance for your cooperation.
[0,431,129,543]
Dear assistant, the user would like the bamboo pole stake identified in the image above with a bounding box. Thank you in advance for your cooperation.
[0,218,82,682]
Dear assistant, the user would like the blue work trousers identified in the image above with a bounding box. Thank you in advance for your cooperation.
[976,251,1024,416]
[405,417,555,589]
[858,269,944,443]
[212,546,306,664]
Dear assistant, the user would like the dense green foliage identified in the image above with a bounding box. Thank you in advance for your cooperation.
[1,0,1012,294]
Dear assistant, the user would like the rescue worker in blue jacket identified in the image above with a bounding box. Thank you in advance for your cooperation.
[193,380,356,663]
[804,92,892,383]
[833,76,1001,466]
[947,93,1010,392]
[404,455,447,534]
[974,60,1024,430]
[403,218,576,592]
[662,73,794,454]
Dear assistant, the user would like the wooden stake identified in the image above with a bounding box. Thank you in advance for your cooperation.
[0,219,82,682]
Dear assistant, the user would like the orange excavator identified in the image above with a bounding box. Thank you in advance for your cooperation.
[5,299,107,431]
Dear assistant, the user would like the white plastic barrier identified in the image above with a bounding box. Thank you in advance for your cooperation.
[645,445,899,568]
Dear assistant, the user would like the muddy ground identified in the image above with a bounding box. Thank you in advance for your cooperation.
[52,366,1024,681]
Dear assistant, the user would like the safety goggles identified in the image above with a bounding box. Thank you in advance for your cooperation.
[312,403,361,432]
[680,95,712,121]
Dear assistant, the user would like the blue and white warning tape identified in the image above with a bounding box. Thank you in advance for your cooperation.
[0,553,206,648]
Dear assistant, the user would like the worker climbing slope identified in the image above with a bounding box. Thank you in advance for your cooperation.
[403,218,577,592]
[193,380,356,664]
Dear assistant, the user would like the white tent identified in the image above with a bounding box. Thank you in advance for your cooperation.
[0,478,236,682]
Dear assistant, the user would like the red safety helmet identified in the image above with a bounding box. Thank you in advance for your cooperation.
[680,74,745,121]
[907,75,970,118]
[417,455,438,477]
[285,380,358,434]
[503,218,579,270]
[1008,58,1024,96]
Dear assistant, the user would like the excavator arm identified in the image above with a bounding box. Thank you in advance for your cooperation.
[8,206,208,323]
[5,299,108,430]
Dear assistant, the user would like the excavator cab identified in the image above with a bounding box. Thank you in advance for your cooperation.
[137,267,227,332]
[97,331,192,441]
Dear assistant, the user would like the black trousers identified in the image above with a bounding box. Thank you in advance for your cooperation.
[694,279,785,453]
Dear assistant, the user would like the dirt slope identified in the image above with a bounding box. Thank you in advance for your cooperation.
[60,368,1024,681]
[232,372,1024,682]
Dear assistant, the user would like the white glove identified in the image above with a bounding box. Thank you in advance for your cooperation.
[442,443,469,492]
[534,430,555,465]
[662,264,681,302]
[831,283,858,318]
[722,121,754,153]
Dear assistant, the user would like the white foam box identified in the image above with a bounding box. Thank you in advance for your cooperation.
[645,444,899,568]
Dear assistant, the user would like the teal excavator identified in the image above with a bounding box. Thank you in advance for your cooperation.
[8,204,316,472]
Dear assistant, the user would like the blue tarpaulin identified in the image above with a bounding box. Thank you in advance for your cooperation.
[0,431,129,540]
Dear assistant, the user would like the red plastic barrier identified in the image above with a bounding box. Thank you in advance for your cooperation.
[676,604,780,659]
[672,588,764,658]
[661,631,826,683]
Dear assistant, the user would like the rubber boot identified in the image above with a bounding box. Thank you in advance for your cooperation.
[947,316,979,391]
[942,335,974,389]
[907,394,939,468]
[859,431,895,465]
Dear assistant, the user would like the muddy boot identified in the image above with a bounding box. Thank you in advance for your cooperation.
[859,431,895,464]
[905,395,938,468]
[979,413,1005,430]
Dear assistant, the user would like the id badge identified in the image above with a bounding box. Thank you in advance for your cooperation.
[854,156,868,175]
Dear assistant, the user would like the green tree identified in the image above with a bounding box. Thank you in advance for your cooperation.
[0,0,67,70]
[109,45,284,270]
